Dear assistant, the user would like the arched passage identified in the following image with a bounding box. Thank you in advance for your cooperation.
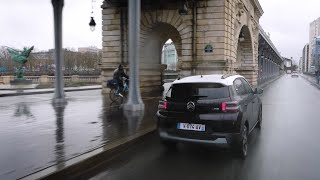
[141,22,182,65]
[162,40,178,71]
[234,25,256,86]
[236,25,254,70]
[139,22,182,92]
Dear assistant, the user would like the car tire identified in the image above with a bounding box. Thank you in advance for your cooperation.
[227,125,248,159]
[239,125,248,159]
[256,107,262,129]
[234,125,248,159]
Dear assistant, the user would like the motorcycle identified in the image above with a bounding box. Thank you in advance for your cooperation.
[107,78,129,103]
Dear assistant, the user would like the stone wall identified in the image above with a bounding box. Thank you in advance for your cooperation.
[100,0,263,93]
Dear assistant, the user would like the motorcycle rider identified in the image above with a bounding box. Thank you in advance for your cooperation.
[113,64,129,96]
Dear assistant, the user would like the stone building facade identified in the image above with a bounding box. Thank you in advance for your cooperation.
[99,0,263,94]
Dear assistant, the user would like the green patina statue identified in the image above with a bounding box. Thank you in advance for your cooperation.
[7,46,34,80]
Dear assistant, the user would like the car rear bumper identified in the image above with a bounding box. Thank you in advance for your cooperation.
[157,111,241,134]
[159,130,240,144]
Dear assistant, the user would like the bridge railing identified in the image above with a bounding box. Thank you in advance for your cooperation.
[0,75,101,84]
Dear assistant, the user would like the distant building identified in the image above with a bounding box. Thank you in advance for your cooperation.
[299,57,302,72]
[311,36,320,72]
[302,44,309,72]
[78,46,100,53]
[31,51,53,60]
[161,43,178,71]
[283,57,293,73]
[309,17,320,71]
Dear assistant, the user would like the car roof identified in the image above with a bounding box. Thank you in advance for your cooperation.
[172,74,244,86]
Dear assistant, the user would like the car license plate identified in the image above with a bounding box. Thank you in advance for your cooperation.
[177,123,205,132]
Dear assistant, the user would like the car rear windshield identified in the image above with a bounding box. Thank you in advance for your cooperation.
[168,83,230,102]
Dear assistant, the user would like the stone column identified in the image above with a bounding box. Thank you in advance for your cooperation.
[100,2,122,94]
[195,0,230,75]
[123,0,144,111]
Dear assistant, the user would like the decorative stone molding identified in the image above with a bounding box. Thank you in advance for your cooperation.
[236,2,245,24]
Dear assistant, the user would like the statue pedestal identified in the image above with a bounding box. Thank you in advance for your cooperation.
[10,79,34,91]
[10,79,32,85]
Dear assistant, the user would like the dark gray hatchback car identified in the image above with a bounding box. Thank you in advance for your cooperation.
[157,74,263,158]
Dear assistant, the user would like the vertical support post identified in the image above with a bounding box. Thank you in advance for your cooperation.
[52,0,66,104]
[263,57,266,80]
[191,0,197,75]
[267,58,270,79]
[258,55,261,85]
[124,0,144,111]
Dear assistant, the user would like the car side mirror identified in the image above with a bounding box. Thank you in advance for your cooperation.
[254,88,263,94]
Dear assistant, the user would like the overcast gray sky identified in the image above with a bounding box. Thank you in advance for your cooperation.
[259,0,320,63]
[0,0,104,51]
[1,0,320,63]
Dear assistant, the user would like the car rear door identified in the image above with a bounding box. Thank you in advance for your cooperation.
[240,78,258,130]
[241,78,259,128]
[233,78,253,129]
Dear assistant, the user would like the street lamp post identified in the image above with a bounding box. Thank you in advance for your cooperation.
[123,0,144,111]
[52,0,66,104]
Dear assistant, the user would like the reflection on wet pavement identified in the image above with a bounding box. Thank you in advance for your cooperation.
[0,90,159,179]
[88,75,320,180]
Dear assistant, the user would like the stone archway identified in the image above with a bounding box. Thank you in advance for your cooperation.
[141,22,182,64]
[137,9,192,93]
[234,25,257,86]
[139,22,182,92]
[99,4,193,94]
[235,25,254,70]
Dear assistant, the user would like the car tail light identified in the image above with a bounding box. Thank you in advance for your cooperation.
[158,101,167,110]
[222,101,239,113]
[222,102,227,111]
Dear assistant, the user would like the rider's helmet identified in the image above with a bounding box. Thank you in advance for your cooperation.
[118,64,124,71]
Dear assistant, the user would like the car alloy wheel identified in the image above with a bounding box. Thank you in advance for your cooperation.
[256,108,262,129]
[241,126,248,158]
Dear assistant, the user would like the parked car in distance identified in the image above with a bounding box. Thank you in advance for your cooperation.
[157,74,263,158]
[291,72,299,78]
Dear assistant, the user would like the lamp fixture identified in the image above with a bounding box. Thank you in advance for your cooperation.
[179,1,188,15]
[89,17,96,31]
[89,0,96,31]
[239,32,245,42]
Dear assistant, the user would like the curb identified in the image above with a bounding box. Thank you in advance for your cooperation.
[20,125,157,180]
[301,75,320,89]
[0,87,102,97]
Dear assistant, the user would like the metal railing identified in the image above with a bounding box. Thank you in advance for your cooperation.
[0,75,101,84]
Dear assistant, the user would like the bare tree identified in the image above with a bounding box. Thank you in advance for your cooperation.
[0,46,14,71]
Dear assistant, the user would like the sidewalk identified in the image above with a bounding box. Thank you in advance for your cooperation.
[301,74,320,89]
[0,90,159,180]
[0,85,102,97]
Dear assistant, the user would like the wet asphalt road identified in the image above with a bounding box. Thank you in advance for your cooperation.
[0,90,159,179]
[88,75,320,180]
